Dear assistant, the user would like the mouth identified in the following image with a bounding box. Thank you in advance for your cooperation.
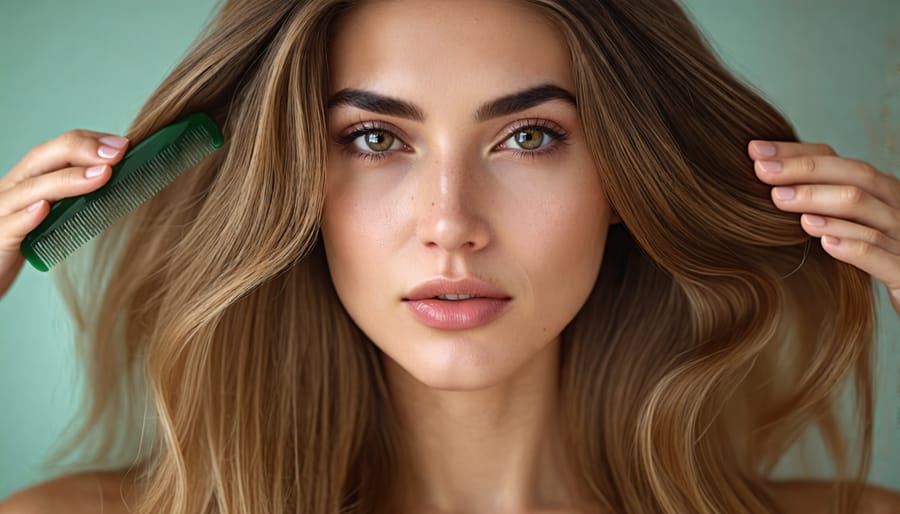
[427,294,485,301]
[402,278,512,330]
[403,296,512,330]
[402,277,512,330]
[402,277,511,303]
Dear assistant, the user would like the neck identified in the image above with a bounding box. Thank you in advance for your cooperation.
[383,338,587,514]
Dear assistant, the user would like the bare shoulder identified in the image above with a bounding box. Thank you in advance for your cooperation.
[0,469,140,514]
[768,480,900,514]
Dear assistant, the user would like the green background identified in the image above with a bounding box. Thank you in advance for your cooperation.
[1,0,898,499]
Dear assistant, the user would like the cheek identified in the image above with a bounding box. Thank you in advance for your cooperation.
[322,156,609,340]
[322,152,408,253]
[505,173,609,317]
[321,169,403,308]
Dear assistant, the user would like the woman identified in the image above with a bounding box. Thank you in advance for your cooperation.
[0,0,898,512]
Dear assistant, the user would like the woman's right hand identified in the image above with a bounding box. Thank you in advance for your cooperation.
[0,130,129,299]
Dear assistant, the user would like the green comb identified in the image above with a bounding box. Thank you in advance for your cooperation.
[20,112,224,272]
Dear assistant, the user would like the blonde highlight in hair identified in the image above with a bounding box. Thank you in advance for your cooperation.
[47,0,876,513]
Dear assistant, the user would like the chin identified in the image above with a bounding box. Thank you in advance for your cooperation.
[406,366,514,392]
[384,334,543,391]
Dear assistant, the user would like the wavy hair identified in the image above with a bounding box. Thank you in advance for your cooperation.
[47,0,878,512]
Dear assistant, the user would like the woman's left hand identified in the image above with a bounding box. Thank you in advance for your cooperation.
[748,140,900,316]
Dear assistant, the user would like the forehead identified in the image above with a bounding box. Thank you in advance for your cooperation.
[327,0,574,95]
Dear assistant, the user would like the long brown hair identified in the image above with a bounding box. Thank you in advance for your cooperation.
[48,0,877,512]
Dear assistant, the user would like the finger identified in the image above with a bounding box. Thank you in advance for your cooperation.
[770,184,900,240]
[820,234,900,292]
[0,251,24,296]
[748,140,837,161]
[754,154,900,209]
[800,214,900,255]
[0,200,48,290]
[0,164,112,217]
[0,130,128,191]
[0,198,48,248]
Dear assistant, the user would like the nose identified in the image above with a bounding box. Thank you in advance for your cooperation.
[414,153,491,253]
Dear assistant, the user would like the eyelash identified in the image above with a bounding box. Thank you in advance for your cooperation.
[334,123,402,163]
[334,118,571,164]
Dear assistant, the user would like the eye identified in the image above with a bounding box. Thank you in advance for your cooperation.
[505,127,552,151]
[335,122,409,163]
[350,129,404,153]
[494,119,570,159]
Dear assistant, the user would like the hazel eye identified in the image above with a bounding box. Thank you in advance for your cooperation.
[352,129,402,152]
[502,127,554,151]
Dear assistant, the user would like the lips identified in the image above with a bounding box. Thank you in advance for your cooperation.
[402,277,512,330]
[402,277,511,301]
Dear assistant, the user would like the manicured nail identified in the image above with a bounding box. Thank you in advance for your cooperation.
[97,145,119,158]
[803,214,826,226]
[98,135,128,149]
[26,200,43,212]
[773,186,795,200]
[85,165,105,178]
[758,160,782,173]
[753,141,776,157]
[823,235,841,246]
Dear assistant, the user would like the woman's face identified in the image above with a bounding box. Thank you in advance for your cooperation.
[322,0,615,390]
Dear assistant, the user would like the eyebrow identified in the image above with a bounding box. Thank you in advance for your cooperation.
[326,83,577,123]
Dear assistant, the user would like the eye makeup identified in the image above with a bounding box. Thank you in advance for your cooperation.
[334,120,412,164]
[495,118,571,162]
[333,117,571,164]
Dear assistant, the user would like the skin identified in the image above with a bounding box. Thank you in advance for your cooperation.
[4,471,900,514]
[0,132,125,296]
[1,1,900,513]
[317,0,900,512]
[749,141,900,313]
[321,1,613,511]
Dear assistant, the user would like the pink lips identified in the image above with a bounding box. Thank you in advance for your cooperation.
[402,277,512,330]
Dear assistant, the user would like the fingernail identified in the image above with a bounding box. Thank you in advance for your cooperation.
[97,145,120,158]
[98,135,128,149]
[26,200,43,212]
[753,141,776,157]
[773,186,795,200]
[85,165,105,178]
[804,214,826,226]
[823,235,841,246]
[758,160,782,173]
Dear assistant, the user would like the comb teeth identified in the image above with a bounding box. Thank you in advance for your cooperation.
[30,126,217,269]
